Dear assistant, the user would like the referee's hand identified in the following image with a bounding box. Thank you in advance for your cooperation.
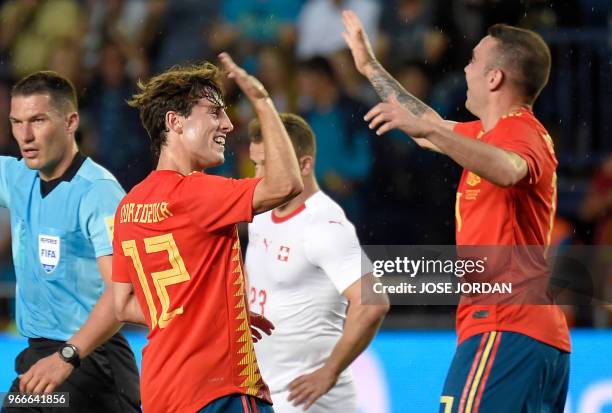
[19,353,74,394]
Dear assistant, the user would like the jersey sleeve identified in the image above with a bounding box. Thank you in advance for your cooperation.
[184,174,262,231]
[303,211,370,294]
[487,117,550,185]
[453,120,482,139]
[79,179,126,257]
[111,226,132,283]
[0,156,21,208]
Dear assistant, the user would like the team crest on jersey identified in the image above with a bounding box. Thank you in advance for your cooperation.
[466,172,481,187]
[39,234,60,273]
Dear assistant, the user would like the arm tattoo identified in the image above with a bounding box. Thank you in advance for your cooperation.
[369,61,430,117]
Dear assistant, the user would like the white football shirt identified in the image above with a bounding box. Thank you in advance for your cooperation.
[246,191,370,412]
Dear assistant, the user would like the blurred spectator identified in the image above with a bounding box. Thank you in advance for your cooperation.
[81,40,151,190]
[211,0,301,55]
[297,56,373,225]
[81,0,150,74]
[255,46,298,113]
[580,154,612,244]
[46,38,83,87]
[0,0,82,78]
[378,0,447,71]
[330,48,378,106]
[145,0,221,72]
[296,0,380,59]
[579,154,612,326]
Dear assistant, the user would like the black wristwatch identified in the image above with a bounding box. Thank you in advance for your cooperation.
[58,343,81,368]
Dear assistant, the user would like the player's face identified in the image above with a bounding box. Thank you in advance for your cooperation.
[9,94,76,178]
[249,142,265,178]
[180,98,233,169]
[464,36,497,116]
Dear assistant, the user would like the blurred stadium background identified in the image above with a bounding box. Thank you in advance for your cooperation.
[0,0,610,412]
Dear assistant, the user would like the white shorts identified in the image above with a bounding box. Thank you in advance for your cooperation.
[270,380,357,413]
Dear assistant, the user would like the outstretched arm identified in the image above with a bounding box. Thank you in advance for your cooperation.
[365,100,528,187]
[219,52,303,214]
[341,10,454,152]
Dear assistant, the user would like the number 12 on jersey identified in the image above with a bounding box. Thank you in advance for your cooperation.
[121,233,191,329]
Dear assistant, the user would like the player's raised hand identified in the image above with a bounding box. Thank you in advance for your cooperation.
[287,366,338,411]
[249,311,274,343]
[341,10,377,76]
[19,353,74,394]
[218,52,270,103]
[365,95,431,138]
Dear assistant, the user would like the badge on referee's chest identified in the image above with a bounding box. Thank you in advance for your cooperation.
[39,234,60,274]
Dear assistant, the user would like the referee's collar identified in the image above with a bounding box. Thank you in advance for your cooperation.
[40,151,87,198]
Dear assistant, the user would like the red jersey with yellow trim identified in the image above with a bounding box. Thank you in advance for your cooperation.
[453,108,570,353]
[112,170,271,413]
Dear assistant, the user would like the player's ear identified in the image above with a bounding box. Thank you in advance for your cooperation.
[65,111,79,134]
[165,111,183,135]
[488,68,504,92]
[300,155,314,175]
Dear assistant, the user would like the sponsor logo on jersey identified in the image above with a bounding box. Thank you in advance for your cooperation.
[39,234,60,273]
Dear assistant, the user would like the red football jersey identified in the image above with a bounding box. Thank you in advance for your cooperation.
[453,108,570,352]
[112,170,271,413]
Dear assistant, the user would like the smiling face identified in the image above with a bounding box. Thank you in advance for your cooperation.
[178,98,234,170]
[464,35,499,117]
[9,94,77,179]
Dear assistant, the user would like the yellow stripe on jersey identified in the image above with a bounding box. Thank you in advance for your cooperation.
[545,172,557,254]
[456,192,463,233]
[231,234,264,395]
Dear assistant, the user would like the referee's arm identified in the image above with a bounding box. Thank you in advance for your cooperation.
[19,255,124,394]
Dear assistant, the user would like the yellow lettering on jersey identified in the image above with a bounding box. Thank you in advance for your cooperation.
[142,204,149,224]
[133,204,143,223]
[465,189,480,201]
[122,239,158,329]
[119,202,172,224]
[122,233,191,330]
[119,202,173,224]
[152,204,159,223]
[128,203,135,223]
[145,233,191,328]
[160,202,172,219]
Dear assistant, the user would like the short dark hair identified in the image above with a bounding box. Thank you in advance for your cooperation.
[248,113,316,159]
[11,71,78,112]
[127,62,224,157]
[487,24,551,104]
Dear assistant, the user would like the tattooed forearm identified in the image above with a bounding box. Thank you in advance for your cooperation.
[368,61,430,117]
